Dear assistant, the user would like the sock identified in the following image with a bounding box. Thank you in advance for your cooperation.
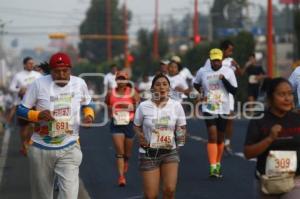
[217,143,225,163]
[207,143,218,165]
[224,139,230,146]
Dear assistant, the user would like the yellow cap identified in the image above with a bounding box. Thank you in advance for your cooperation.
[209,48,223,61]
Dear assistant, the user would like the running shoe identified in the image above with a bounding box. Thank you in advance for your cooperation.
[209,166,219,178]
[216,164,223,178]
[118,176,126,187]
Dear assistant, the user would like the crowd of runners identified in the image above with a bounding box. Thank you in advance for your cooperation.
[1,38,300,199]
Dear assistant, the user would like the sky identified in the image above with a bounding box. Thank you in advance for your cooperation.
[0,0,273,51]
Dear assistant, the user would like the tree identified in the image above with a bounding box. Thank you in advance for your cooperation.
[294,9,300,59]
[79,0,127,63]
[211,0,247,38]
[132,28,169,78]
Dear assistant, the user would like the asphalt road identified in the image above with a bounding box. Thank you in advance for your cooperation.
[0,118,257,199]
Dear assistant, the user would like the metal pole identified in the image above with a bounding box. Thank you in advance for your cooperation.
[123,0,129,67]
[106,0,112,61]
[153,0,159,60]
[193,0,199,46]
[267,0,273,77]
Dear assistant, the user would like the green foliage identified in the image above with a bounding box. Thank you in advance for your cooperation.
[79,0,126,63]
[294,9,300,59]
[132,28,169,78]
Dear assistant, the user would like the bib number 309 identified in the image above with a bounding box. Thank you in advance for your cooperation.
[265,150,297,176]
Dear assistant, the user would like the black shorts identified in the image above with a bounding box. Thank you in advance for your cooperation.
[110,121,135,139]
[248,84,260,99]
[203,112,228,132]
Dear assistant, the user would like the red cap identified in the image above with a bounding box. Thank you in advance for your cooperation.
[49,52,72,68]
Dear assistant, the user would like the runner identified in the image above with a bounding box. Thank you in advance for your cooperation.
[193,48,237,178]
[171,55,194,87]
[16,52,95,199]
[137,73,152,101]
[157,59,169,76]
[133,73,186,199]
[9,57,42,155]
[244,77,300,198]
[105,71,140,186]
[220,40,240,155]
[289,65,300,113]
[103,64,118,92]
[243,54,267,113]
[203,41,240,154]
[167,61,190,102]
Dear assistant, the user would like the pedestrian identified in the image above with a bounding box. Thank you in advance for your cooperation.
[244,77,300,198]
[193,48,237,178]
[9,56,42,155]
[105,71,140,186]
[167,61,190,102]
[243,53,267,112]
[134,73,186,199]
[104,64,118,92]
[17,52,95,199]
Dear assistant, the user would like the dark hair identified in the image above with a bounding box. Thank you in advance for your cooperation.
[23,57,33,65]
[169,60,183,72]
[220,40,234,51]
[266,77,292,102]
[151,73,170,89]
[38,61,50,75]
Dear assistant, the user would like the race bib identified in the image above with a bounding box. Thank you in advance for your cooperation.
[249,75,258,84]
[206,90,224,111]
[265,150,297,176]
[150,129,174,150]
[113,111,130,125]
[48,120,73,137]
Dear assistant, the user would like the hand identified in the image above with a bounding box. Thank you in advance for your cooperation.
[138,132,149,148]
[38,110,55,122]
[18,87,27,98]
[219,74,224,80]
[175,86,185,93]
[231,60,238,67]
[269,124,282,141]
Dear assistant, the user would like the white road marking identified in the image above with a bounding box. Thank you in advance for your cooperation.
[0,127,11,185]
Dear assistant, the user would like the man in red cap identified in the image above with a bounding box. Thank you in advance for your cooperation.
[17,52,95,199]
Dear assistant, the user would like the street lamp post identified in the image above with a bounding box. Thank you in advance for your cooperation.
[267,0,273,77]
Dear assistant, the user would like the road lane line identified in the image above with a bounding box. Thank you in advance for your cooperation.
[0,127,11,185]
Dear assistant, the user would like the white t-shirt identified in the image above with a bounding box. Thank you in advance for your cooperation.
[203,58,236,111]
[167,74,189,102]
[138,80,152,100]
[9,70,42,104]
[289,67,300,106]
[193,65,237,114]
[103,72,117,91]
[179,67,194,81]
[134,99,186,153]
[21,75,92,149]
